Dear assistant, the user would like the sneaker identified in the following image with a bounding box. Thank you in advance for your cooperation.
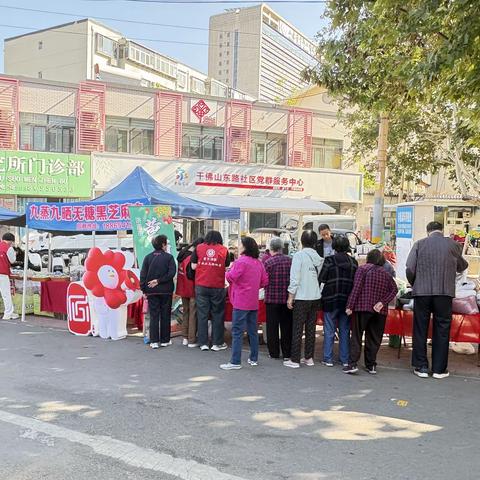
[342,364,358,374]
[366,365,377,375]
[322,361,334,367]
[182,338,189,346]
[200,345,210,351]
[342,363,349,367]
[283,357,290,362]
[4,313,19,320]
[301,358,315,367]
[432,371,450,379]
[150,343,159,349]
[220,362,242,370]
[160,341,172,347]
[283,360,300,369]
[247,358,258,366]
[413,367,429,378]
[187,343,199,348]
[211,343,228,352]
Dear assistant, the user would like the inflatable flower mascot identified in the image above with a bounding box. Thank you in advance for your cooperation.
[83,248,142,340]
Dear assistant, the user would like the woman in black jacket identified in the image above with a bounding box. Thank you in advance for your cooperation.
[140,235,176,349]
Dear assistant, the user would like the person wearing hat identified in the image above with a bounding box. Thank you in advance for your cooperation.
[0,232,18,320]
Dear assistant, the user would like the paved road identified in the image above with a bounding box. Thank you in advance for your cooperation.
[0,319,479,480]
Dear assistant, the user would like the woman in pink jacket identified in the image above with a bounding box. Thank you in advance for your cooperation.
[221,237,269,370]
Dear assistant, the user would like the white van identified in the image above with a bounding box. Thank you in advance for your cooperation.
[301,215,357,232]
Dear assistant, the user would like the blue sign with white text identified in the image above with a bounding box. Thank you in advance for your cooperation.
[396,206,414,239]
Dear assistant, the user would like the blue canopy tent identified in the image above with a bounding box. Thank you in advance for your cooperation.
[0,206,25,227]
[25,166,240,232]
[21,167,240,320]
[96,166,240,220]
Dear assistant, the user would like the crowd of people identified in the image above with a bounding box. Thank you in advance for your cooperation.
[140,221,468,379]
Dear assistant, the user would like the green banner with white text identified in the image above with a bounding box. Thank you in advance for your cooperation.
[0,150,91,197]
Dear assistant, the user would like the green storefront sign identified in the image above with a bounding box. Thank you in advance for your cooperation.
[129,205,178,268]
[0,150,91,197]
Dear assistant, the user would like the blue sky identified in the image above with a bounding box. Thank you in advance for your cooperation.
[0,0,326,73]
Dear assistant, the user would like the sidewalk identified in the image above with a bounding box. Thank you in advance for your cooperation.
[17,315,480,378]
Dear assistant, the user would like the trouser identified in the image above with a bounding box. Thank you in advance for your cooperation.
[231,309,258,365]
[148,294,172,344]
[195,286,226,347]
[290,300,318,364]
[181,297,197,344]
[349,311,386,368]
[412,296,452,374]
[265,303,292,359]
[323,309,350,365]
[0,274,13,317]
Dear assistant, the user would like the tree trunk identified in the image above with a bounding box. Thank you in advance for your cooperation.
[372,113,389,243]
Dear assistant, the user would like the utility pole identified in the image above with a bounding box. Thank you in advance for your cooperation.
[371,113,389,244]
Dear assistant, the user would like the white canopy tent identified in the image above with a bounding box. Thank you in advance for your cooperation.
[186,194,335,214]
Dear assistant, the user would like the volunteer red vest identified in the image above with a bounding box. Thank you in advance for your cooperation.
[176,255,195,298]
[0,241,11,276]
[195,243,227,289]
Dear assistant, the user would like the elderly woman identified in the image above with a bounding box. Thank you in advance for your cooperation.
[220,237,268,370]
[344,249,398,375]
[264,237,292,360]
[284,230,323,369]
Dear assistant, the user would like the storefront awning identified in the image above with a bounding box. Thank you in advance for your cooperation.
[185,194,335,214]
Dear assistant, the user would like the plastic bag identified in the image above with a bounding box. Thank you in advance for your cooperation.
[452,296,479,315]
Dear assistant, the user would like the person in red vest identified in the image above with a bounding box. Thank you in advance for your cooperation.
[176,237,204,348]
[0,232,17,320]
[191,230,230,351]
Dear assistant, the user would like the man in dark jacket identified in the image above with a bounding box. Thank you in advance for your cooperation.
[406,221,468,379]
[318,236,358,367]
[140,235,176,349]
[315,224,335,258]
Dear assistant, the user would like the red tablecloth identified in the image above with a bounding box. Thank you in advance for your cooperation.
[40,280,69,314]
[40,280,144,328]
[225,300,480,343]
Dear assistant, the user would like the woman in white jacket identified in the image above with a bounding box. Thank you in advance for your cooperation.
[284,230,324,369]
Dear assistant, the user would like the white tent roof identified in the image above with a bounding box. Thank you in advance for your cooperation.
[186,194,335,214]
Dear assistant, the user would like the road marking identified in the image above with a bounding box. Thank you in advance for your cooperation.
[0,409,248,480]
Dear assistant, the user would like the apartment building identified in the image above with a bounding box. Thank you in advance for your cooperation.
[208,4,317,102]
[0,75,361,231]
[4,18,249,100]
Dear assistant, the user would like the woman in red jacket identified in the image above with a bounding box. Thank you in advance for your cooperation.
[176,237,203,348]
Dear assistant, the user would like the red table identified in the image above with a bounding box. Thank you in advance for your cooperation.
[40,279,144,328]
[225,300,480,344]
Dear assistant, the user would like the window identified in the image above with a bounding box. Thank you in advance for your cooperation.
[105,117,154,155]
[96,33,119,61]
[219,61,222,66]
[177,70,187,89]
[312,138,343,169]
[19,113,75,152]
[38,72,42,79]
[38,41,43,50]
[182,125,224,161]
[251,132,286,165]
[127,42,177,78]
[191,77,206,95]
[249,212,279,230]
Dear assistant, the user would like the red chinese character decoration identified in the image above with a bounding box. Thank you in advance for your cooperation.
[67,282,92,336]
[191,100,210,122]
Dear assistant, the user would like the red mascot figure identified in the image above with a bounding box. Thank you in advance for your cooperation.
[83,248,142,340]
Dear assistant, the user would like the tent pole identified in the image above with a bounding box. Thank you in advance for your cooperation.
[21,226,29,323]
[297,214,304,251]
[92,230,96,248]
[47,233,52,272]
[117,231,121,250]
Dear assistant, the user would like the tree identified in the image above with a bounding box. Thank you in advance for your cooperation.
[305,0,480,238]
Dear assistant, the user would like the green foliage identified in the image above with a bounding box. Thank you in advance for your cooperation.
[305,0,480,193]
